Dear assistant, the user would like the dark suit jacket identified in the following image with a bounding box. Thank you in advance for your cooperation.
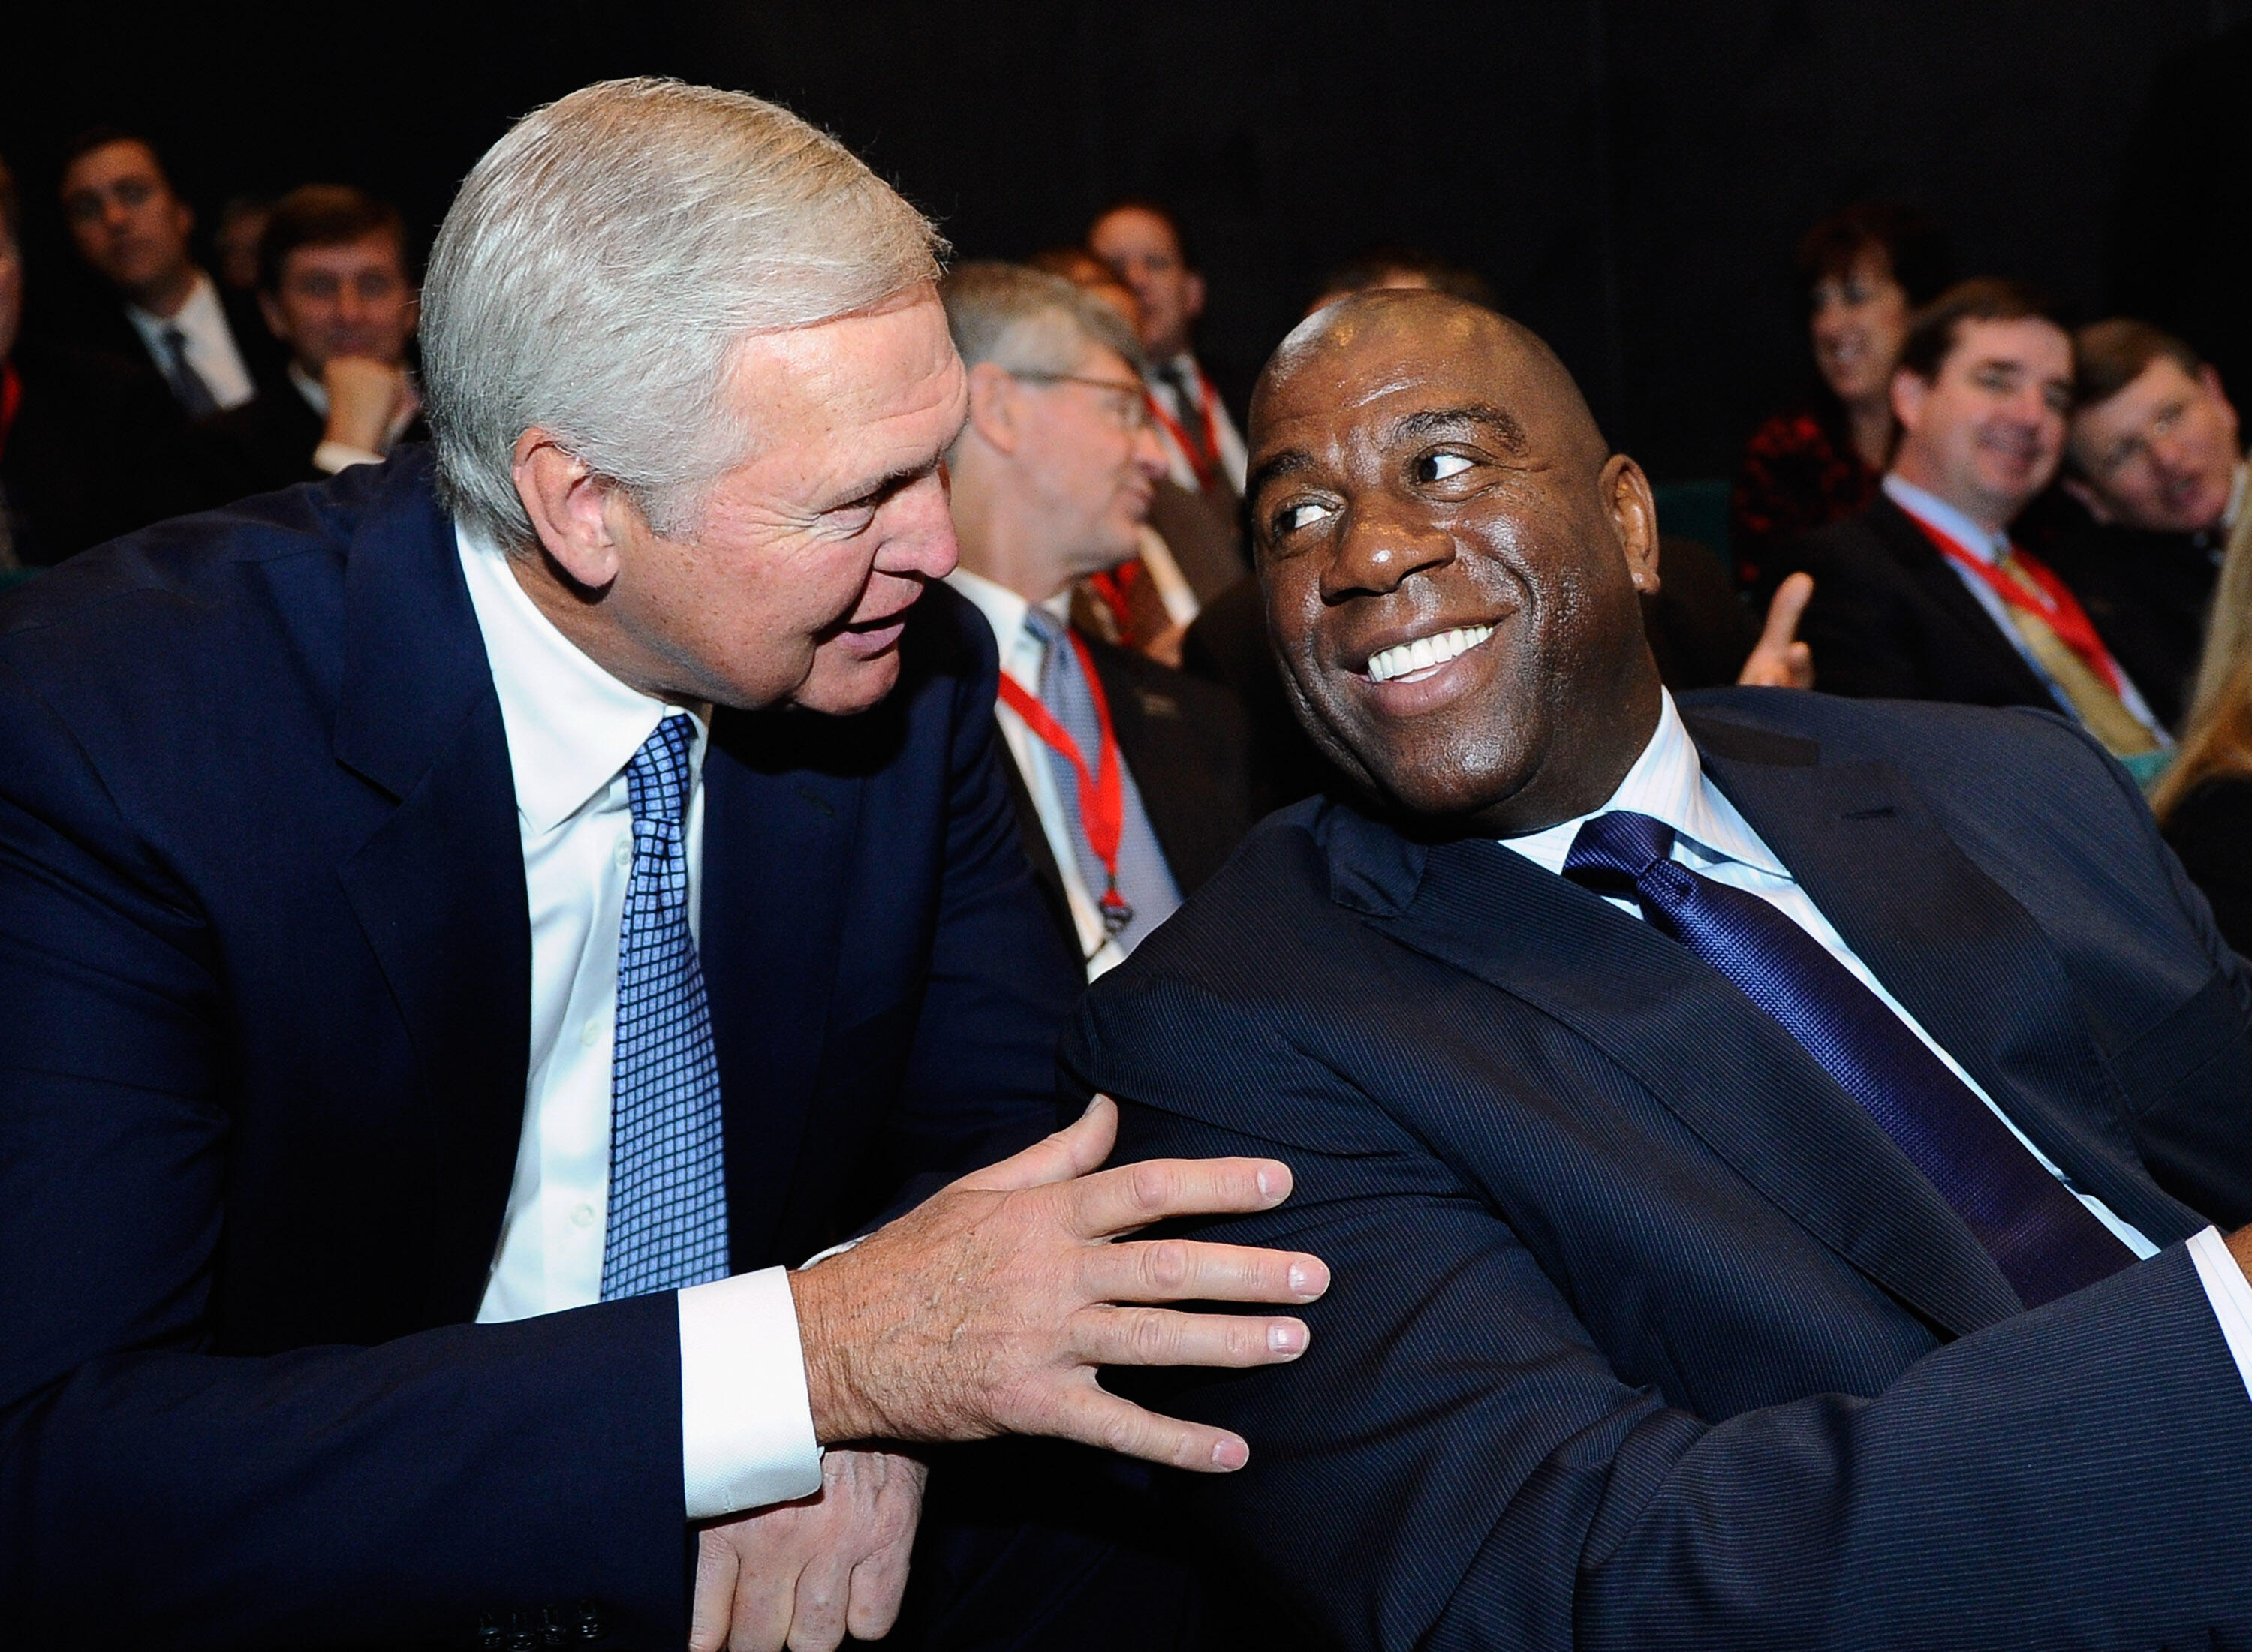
[0,450,1080,1647]
[1002,633,1254,961]
[1066,689,2252,1650]
[2040,512,2219,733]
[50,281,289,401]
[1784,492,2062,709]
[1,338,195,565]
[185,381,433,510]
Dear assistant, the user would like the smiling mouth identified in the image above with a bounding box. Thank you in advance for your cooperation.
[1364,624,1495,683]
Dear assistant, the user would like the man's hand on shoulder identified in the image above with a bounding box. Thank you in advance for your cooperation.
[691,1448,926,1652]
[788,1096,1329,1473]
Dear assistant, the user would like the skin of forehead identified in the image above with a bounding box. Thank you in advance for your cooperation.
[1251,291,1607,475]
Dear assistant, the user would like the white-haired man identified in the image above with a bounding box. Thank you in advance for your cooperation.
[0,80,1326,1651]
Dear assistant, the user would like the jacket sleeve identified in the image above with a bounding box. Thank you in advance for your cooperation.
[884,599,1082,1206]
[1067,967,2252,1652]
[0,656,688,1650]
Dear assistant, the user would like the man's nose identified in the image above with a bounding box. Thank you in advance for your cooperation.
[1131,423,1167,477]
[876,471,960,580]
[1323,498,1456,600]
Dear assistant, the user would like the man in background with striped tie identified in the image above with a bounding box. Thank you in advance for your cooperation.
[1073,287,2252,1650]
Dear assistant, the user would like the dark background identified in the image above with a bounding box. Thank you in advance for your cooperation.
[5,2,2247,481]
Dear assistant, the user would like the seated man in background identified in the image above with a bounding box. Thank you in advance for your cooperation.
[940,262,1251,978]
[0,156,187,567]
[1790,278,2172,763]
[193,183,423,502]
[2046,318,2244,730]
[56,128,272,414]
[1070,289,2252,1650]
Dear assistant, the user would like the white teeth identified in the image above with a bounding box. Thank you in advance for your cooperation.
[1365,624,1495,683]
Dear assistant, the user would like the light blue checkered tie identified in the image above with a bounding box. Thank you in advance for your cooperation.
[1022,606,1182,955]
[601,713,731,1300]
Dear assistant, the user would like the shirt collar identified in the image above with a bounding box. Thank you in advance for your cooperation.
[1496,690,1790,881]
[454,520,705,835]
[1883,472,2008,563]
[290,362,328,417]
[2224,459,2249,534]
[946,567,1071,657]
[125,269,218,342]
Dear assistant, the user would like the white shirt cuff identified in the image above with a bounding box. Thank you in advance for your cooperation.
[312,439,387,474]
[677,1265,823,1519]
[2186,1226,2252,1408]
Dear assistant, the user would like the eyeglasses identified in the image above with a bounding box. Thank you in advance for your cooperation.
[1007,370,1154,433]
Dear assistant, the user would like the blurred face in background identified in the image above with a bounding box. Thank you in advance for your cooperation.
[260,233,417,375]
[2068,356,2243,534]
[1002,340,1168,587]
[1809,249,1911,408]
[213,200,270,295]
[1892,316,2073,528]
[60,140,195,311]
[1090,206,1203,361]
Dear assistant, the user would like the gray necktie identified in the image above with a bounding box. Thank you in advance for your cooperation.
[1022,606,1182,956]
[158,326,221,420]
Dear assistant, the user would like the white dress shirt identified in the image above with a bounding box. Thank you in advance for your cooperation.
[948,568,1128,978]
[1498,689,2252,1401]
[457,525,823,1519]
[125,271,256,411]
[1149,351,1248,496]
[1880,474,2170,745]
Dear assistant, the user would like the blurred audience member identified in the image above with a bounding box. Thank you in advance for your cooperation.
[1304,246,1495,317]
[939,262,1251,978]
[195,184,421,501]
[0,155,186,567]
[1732,202,1952,590]
[1790,279,2170,763]
[2151,521,2252,951]
[1049,233,1245,657]
[2042,319,2245,730]
[212,194,272,296]
[1089,200,1247,498]
[56,129,268,415]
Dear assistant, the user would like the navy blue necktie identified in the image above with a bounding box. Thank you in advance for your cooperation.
[158,326,220,420]
[1563,809,2133,1308]
[601,714,731,1300]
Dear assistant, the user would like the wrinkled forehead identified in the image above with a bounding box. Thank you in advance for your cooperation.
[1251,302,1561,472]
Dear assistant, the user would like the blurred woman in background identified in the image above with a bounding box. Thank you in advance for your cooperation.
[2151,510,2252,951]
[1730,200,1952,591]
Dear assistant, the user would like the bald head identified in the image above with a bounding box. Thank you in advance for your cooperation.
[1243,289,1663,836]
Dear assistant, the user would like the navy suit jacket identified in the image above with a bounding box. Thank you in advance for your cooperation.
[1067,689,2252,1650]
[0,451,1081,1648]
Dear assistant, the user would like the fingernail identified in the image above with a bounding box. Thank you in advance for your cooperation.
[1212,1437,1248,1470]
[1255,1167,1277,1199]
[1268,1323,1302,1355]
[1288,1263,1311,1294]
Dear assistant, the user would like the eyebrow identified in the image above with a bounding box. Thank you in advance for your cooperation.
[1246,448,1318,499]
[1392,402,1529,454]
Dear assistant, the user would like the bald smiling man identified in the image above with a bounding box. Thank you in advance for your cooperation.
[1064,292,2252,1650]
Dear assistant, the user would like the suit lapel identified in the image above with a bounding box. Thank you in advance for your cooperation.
[1868,495,2056,705]
[1327,805,2024,1338]
[331,456,531,1323]
[697,715,861,1270]
[1691,715,2206,1248]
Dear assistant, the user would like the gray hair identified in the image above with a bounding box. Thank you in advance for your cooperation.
[422,77,947,552]
[939,261,1146,390]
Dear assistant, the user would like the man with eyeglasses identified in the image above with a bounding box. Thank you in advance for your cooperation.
[1786,279,2172,769]
[940,262,1252,979]
[2044,318,2247,732]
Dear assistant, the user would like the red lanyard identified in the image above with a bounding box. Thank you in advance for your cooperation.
[1909,516,2125,697]
[1146,369,1222,492]
[0,364,20,468]
[996,628,1133,933]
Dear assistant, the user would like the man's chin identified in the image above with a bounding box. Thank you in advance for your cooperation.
[789,649,905,717]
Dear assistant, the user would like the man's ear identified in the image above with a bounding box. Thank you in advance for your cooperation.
[513,429,627,591]
[1603,453,1661,596]
[964,361,1022,455]
[2202,362,2229,402]
[257,290,287,344]
[1183,271,1206,326]
[2060,474,2113,523]
[1889,366,1927,436]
